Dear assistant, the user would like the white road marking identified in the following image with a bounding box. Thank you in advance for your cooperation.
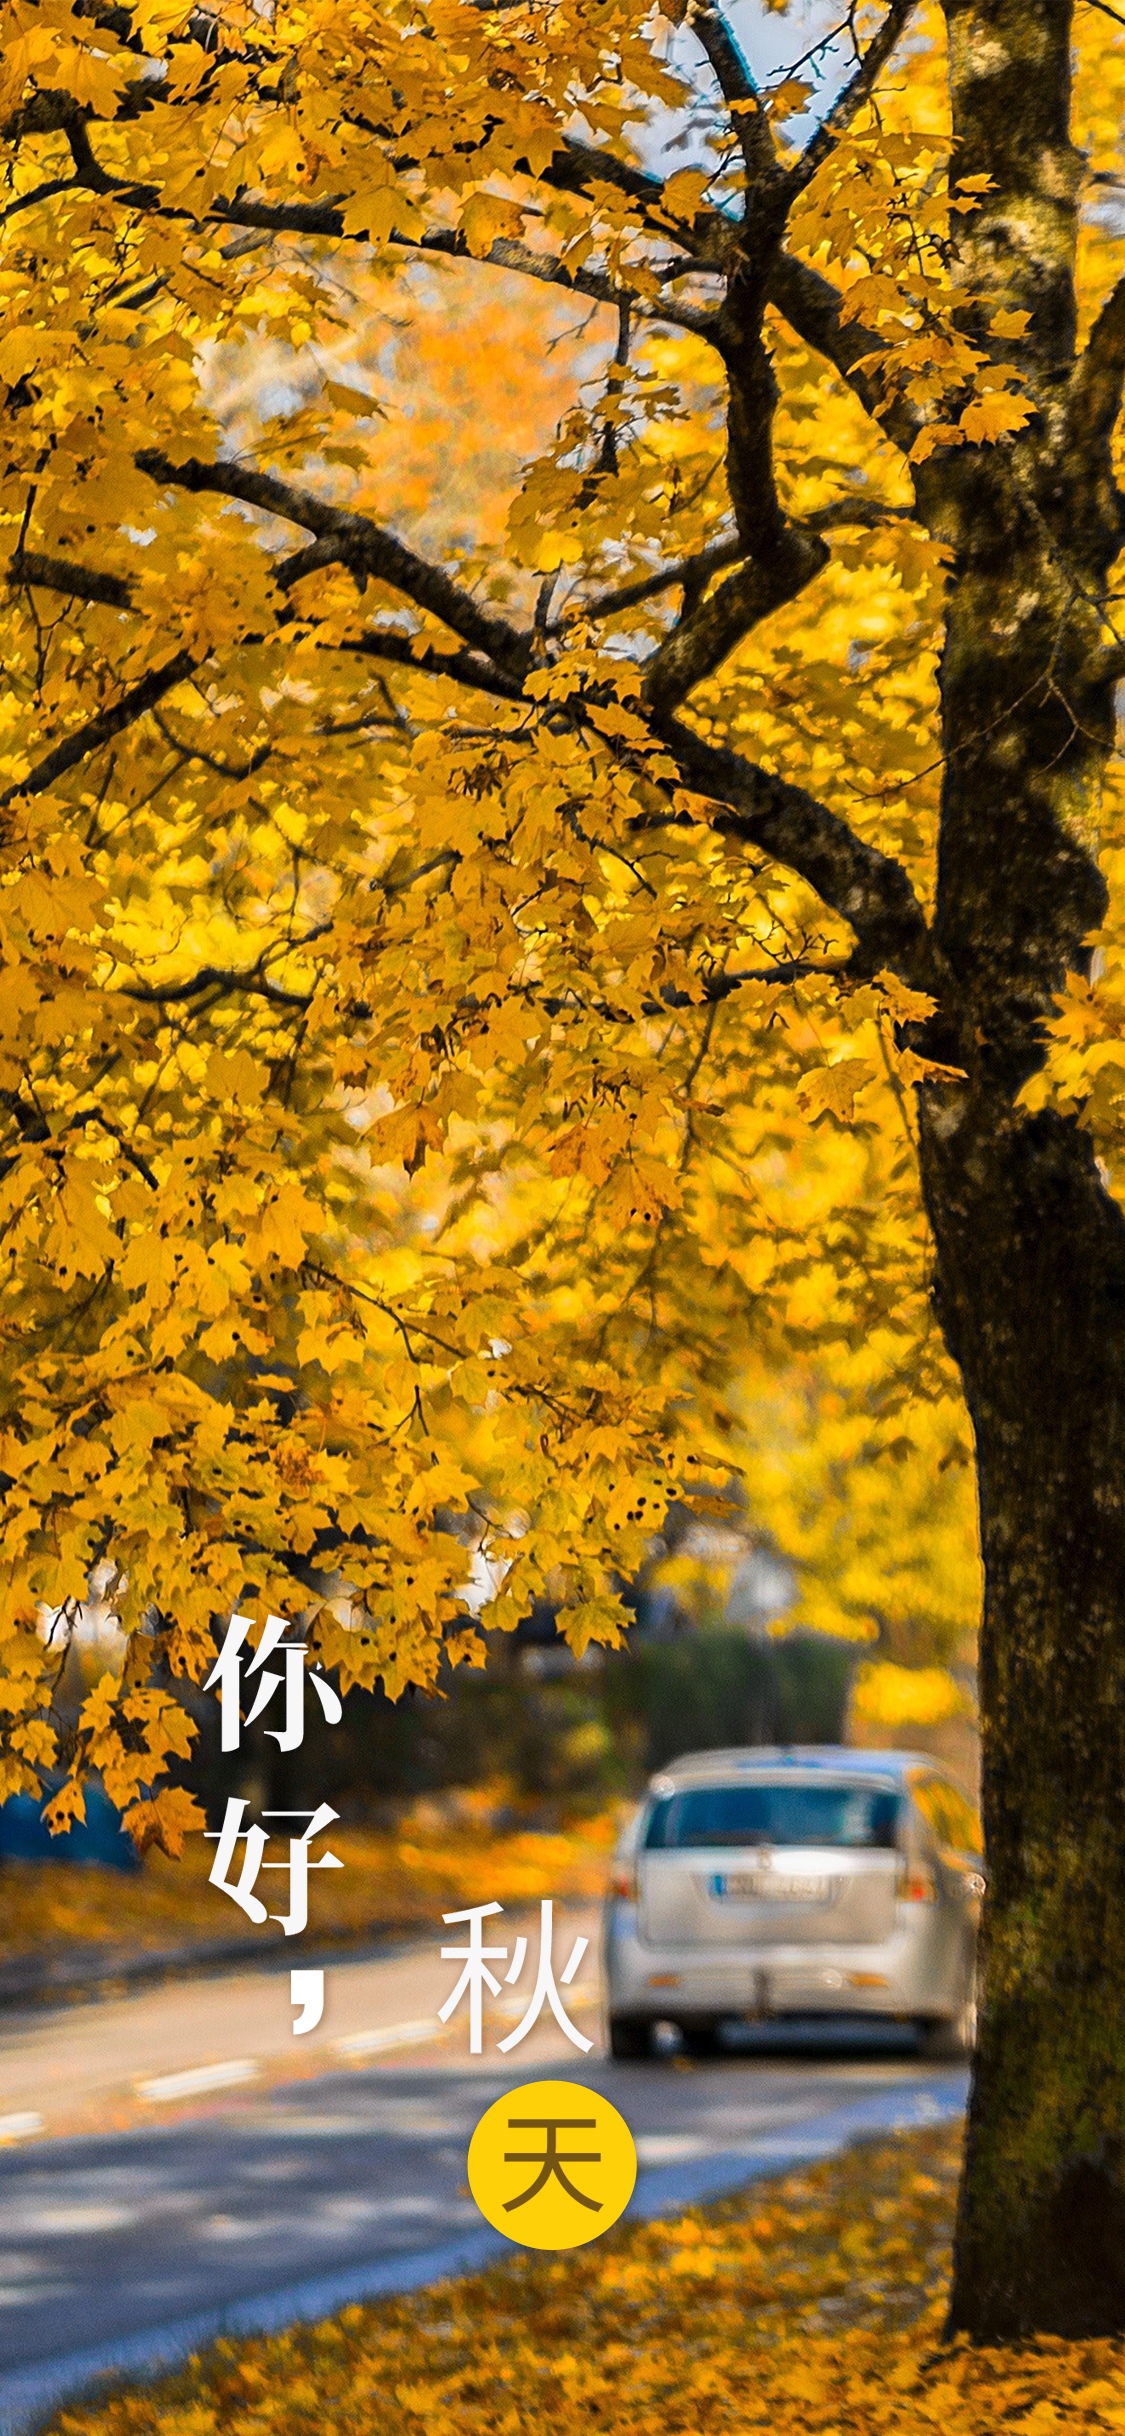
[0,2116,42,2146]
[136,2061,259,2103]
[13,2205,136,2236]
[0,2281,77,2310]
[202,2215,291,2244]
[331,2020,442,2059]
[634,2133,714,2164]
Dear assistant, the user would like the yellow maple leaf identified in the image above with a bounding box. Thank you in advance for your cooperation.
[122,1786,206,1856]
[797,1060,873,1124]
[959,391,1033,443]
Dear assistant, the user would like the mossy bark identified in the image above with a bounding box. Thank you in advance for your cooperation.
[917,0,1125,2338]
[924,1103,1125,2335]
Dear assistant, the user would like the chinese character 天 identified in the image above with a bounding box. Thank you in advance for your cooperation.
[466,2077,637,2250]
[502,2116,602,2213]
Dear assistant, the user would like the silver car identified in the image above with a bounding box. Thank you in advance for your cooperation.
[604,1745,983,2059]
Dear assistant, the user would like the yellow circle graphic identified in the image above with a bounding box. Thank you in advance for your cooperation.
[467,2078,637,2250]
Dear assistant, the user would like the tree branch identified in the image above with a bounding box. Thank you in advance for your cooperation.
[151,713,271,779]
[120,927,331,1011]
[540,135,721,253]
[202,194,720,333]
[766,248,883,412]
[208,132,721,268]
[641,530,829,712]
[690,0,758,108]
[792,0,918,193]
[203,201,720,337]
[810,494,912,532]
[553,497,906,633]
[534,956,850,1025]
[8,551,135,610]
[136,451,532,676]
[660,957,850,1007]
[0,651,197,811]
[122,967,312,1009]
[554,539,746,628]
[652,714,945,995]
[1,91,160,209]
[0,1089,49,1144]
[65,1108,159,1190]
[688,1,779,187]
[415,228,719,338]
[1068,268,1125,448]
[331,630,527,702]
[210,193,347,239]
[766,248,919,451]
[0,175,82,227]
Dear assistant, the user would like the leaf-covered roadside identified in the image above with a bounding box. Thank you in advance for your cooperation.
[45,2123,1125,2434]
[0,1806,613,1966]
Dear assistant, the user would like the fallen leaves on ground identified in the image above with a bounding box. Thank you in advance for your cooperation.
[46,2123,1125,2434]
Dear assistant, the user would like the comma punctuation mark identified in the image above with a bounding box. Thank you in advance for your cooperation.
[291,1968,325,2035]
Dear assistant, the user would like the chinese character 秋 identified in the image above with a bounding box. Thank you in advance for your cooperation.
[438,1900,508,2055]
[438,1898,590,2055]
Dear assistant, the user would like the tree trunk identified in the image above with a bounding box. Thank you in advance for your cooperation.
[922,1104,1125,2335]
[918,0,1125,2337]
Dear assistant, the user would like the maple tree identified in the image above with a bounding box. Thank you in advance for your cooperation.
[2,0,1125,2340]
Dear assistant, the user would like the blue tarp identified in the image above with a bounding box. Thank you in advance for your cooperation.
[0,1780,140,1872]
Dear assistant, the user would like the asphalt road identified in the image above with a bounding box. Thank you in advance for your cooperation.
[0,1920,967,2427]
[0,1909,609,2143]
[0,2051,966,2373]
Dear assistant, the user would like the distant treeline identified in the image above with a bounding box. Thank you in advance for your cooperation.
[174,1625,854,1826]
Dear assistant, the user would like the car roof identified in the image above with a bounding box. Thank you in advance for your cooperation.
[646,1745,936,1794]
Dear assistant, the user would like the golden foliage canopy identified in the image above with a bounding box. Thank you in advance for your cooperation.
[3,0,1121,1831]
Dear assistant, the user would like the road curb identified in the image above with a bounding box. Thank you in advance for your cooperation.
[0,1925,422,2015]
[0,2071,967,2436]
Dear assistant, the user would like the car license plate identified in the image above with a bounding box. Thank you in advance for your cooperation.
[709,1871,834,1904]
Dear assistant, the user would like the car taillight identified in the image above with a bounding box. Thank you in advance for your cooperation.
[897,1859,937,1903]
[610,1864,637,1900]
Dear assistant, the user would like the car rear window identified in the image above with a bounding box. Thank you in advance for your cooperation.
[643,1782,901,1851]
